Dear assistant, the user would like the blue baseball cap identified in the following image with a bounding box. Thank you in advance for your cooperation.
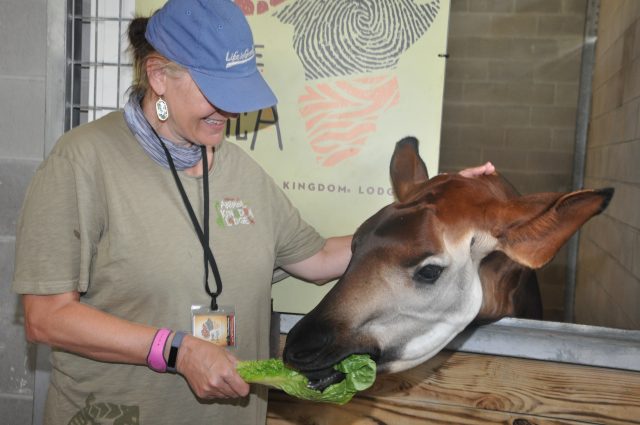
[145,0,277,113]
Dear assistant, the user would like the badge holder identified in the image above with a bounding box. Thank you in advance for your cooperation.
[191,305,236,348]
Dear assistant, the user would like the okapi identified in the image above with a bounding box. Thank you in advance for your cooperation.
[284,137,614,388]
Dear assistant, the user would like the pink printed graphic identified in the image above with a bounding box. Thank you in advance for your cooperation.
[234,0,287,16]
[299,75,400,167]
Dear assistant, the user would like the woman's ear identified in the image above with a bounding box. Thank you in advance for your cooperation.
[145,57,167,96]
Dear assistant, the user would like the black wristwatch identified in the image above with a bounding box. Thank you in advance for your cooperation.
[167,331,187,373]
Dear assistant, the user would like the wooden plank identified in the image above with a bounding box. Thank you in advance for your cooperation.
[268,391,592,425]
[368,351,640,424]
[267,350,640,425]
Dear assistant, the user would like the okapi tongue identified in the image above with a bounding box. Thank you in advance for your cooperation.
[303,369,346,392]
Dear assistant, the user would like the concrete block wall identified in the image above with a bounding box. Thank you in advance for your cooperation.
[0,0,48,422]
[440,0,588,320]
[576,0,640,329]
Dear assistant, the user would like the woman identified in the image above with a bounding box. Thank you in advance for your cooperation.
[13,0,493,424]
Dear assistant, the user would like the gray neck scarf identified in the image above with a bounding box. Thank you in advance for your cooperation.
[123,94,202,170]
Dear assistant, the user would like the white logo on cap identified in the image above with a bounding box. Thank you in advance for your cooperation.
[226,48,255,69]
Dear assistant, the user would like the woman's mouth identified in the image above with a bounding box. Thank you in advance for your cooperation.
[203,117,226,127]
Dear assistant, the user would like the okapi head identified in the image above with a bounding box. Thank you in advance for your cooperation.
[284,137,613,387]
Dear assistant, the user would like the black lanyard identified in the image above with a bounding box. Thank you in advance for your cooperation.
[151,127,223,311]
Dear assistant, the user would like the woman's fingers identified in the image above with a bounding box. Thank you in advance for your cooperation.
[177,335,250,399]
[458,161,495,178]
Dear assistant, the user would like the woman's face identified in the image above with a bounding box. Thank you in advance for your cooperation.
[159,70,237,148]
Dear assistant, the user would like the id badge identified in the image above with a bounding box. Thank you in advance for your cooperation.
[191,305,236,348]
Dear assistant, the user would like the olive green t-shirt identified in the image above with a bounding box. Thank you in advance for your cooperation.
[13,111,325,425]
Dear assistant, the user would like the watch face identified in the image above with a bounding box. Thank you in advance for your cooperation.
[167,332,185,371]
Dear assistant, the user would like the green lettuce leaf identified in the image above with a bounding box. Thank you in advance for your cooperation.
[236,354,376,405]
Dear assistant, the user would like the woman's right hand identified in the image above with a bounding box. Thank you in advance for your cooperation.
[175,335,250,399]
[22,292,249,400]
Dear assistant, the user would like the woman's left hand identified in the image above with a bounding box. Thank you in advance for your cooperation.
[459,161,495,178]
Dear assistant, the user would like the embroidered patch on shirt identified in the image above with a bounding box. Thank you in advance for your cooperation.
[216,198,255,227]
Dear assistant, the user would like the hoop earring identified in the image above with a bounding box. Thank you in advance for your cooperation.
[156,97,169,121]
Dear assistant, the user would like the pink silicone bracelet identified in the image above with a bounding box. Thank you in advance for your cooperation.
[146,328,171,373]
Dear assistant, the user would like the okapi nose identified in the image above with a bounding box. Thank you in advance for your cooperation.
[283,319,335,369]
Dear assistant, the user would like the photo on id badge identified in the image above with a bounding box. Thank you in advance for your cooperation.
[191,305,236,347]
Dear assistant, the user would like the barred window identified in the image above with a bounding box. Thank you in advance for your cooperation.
[66,0,135,130]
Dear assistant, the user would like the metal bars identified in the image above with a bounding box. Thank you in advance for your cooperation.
[66,0,135,130]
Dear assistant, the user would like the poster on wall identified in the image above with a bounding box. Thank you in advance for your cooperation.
[137,0,450,313]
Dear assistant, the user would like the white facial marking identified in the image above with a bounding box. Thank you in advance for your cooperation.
[470,231,499,263]
[392,272,483,372]
[380,231,485,373]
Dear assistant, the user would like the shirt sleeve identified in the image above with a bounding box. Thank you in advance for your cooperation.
[12,152,103,295]
[268,182,325,268]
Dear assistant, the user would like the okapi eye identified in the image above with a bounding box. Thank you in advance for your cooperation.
[414,264,443,284]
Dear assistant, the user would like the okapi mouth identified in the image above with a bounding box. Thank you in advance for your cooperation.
[286,347,383,392]
[283,345,350,391]
[283,310,382,389]
[303,368,347,392]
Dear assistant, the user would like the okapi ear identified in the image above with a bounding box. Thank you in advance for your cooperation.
[492,188,614,269]
[390,137,429,203]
